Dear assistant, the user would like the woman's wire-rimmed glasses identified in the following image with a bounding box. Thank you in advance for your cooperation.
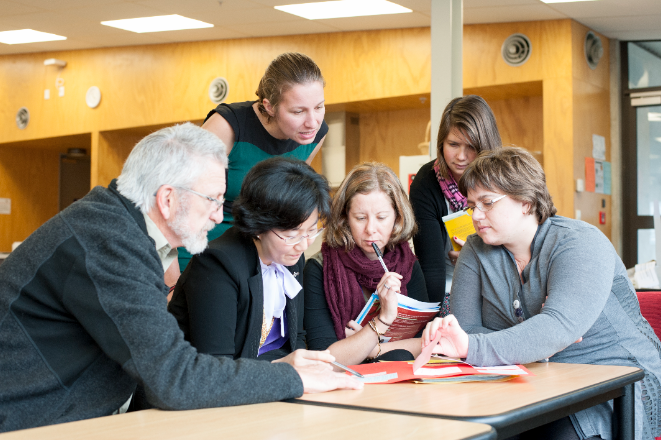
[271,228,325,246]
[463,194,507,216]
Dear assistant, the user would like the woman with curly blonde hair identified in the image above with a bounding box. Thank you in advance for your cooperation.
[304,163,429,367]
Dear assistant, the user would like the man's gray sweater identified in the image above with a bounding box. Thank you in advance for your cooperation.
[0,182,303,432]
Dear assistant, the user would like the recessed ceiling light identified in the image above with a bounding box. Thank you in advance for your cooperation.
[540,0,598,3]
[101,14,213,33]
[275,0,412,20]
[0,29,66,45]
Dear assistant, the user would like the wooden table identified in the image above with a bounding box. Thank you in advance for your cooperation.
[0,402,496,440]
[293,362,644,440]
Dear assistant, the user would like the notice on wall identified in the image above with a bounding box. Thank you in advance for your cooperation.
[585,158,611,194]
[592,134,606,161]
[594,160,605,193]
[602,162,612,195]
[0,198,10,215]
[585,158,596,192]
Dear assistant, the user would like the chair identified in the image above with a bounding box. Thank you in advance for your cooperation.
[637,291,661,440]
[636,291,661,340]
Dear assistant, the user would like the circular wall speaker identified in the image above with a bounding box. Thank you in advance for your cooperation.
[501,33,532,67]
[16,107,29,130]
[208,77,229,104]
[585,31,603,70]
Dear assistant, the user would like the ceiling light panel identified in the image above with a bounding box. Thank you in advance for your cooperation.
[101,14,213,33]
[0,29,67,45]
[275,0,412,20]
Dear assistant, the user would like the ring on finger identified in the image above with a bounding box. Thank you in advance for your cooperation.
[384,284,390,290]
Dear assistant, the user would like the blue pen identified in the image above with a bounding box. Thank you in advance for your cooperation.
[371,242,389,273]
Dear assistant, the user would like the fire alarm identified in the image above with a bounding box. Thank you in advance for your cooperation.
[599,211,606,225]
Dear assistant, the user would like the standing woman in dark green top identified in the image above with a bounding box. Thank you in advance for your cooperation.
[178,52,328,270]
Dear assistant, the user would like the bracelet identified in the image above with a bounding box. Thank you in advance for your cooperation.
[367,319,382,359]
[377,316,392,327]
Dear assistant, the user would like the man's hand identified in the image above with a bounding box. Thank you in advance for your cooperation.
[273,349,334,370]
[296,366,363,394]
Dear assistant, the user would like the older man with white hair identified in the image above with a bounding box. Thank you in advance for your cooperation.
[0,123,360,433]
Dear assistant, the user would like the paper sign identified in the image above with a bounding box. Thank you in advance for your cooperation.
[603,162,612,195]
[595,160,605,194]
[0,198,10,215]
[592,134,606,160]
[585,158,596,192]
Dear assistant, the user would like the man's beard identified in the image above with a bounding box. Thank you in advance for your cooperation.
[168,196,214,255]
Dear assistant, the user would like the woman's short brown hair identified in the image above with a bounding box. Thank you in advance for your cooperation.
[256,52,325,123]
[325,162,417,251]
[459,147,557,224]
[436,95,502,179]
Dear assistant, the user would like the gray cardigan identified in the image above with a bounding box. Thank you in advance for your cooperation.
[0,181,303,433]
[452,216,661,440]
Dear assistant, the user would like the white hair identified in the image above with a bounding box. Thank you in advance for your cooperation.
[116,122,228,214]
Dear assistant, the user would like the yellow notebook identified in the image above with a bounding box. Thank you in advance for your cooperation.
[442,211,476,251]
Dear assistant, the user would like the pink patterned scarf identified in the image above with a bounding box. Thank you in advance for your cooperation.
[433,158,467,212]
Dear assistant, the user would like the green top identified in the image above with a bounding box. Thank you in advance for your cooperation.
[178,101,328,270]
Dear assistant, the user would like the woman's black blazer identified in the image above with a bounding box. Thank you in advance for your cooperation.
[168,227,306,361]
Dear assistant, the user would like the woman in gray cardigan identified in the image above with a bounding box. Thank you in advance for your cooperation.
[422,147,661,440]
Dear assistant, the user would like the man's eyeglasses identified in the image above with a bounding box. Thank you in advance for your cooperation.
[175,187,224,211]
[154,186,224,212]
[463,194,507,216]
[271,228,325,246]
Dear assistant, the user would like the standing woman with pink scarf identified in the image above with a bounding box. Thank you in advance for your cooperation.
[409,96,502,314]
[304,163,429,367]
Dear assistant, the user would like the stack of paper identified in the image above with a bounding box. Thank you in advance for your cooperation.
[344,358,532,384]
[355,293,440,342]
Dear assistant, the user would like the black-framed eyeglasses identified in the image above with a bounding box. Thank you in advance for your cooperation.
[463,194,507,216]
[271,228,325,246]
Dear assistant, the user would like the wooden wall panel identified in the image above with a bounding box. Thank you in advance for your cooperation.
[573,78,611,239]
[463,20,572,88]
[357,107,430,175]
[0,28,432,146]
[543,78,574,218]
[0,147,59,251]
[486,95,544,165]
[571,22,610,89]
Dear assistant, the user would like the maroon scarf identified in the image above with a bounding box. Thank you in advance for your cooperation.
[322,241,417,340]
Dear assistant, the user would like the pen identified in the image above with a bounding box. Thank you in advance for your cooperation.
[371,242,389,273]
[331,361,364,378]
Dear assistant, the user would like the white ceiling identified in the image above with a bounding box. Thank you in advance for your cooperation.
[0,0,659,56]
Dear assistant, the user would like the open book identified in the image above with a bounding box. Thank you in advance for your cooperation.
[442,211,476,251]
[355,293,440,342]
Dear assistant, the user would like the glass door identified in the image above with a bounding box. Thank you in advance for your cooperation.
[621,41,661,267]
[635,105,661,263]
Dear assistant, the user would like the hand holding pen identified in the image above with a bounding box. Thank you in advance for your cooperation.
[371,242,401,325]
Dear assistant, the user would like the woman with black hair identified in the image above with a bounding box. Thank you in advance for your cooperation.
[169,157,331,365]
